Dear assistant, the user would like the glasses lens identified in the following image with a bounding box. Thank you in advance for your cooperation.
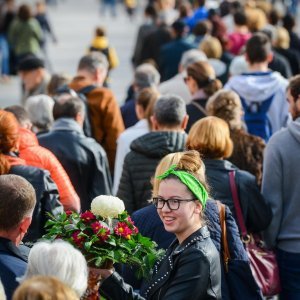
[168,199,180,210]
[153,198,164,209]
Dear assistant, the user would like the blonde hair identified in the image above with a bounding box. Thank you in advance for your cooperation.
[274,27,290,49]
[152,150,208,197]
[186,116,233,159]
[199,36,223,59]
[245,7,267,32]
[13,275,79,300]
[206,89,243,130]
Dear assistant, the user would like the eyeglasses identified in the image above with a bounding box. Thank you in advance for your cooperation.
[152,197,197,211]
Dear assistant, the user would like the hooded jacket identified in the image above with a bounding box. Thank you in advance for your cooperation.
[262,117,300,252]
[18,127,80,212]
[117,131,187,213]
[224,71,289,135]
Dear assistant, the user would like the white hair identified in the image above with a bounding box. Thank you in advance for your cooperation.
[19,240,88,297]
[180,49,207,69]
[0,279,6,300]
[24,94,54,132]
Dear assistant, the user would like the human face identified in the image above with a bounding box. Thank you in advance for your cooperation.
[184,75,197,95]
[19,69,43,92]
[287,88,300,120]
[157,178,202,244]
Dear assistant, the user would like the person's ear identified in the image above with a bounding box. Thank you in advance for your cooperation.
[75,112,84,126]
[19,216,32,234]
[194,201,202,214]
[181,114,189,130]
[151,115,159,130]
[267,52,274,63]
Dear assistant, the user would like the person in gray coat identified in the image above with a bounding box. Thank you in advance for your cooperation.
[262,74,300,299]
[117,95,188,213]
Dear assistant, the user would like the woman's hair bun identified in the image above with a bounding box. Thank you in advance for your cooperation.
[177,150,202,173]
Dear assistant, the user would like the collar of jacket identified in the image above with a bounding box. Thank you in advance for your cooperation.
[0,237,29,262]
[204,158,237,171]
[51,118,84,134]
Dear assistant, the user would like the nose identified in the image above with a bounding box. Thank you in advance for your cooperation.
[161,201,171,212]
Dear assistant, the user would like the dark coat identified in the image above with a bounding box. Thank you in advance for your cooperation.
[159,38,195,82]
[38,118,112,212]
[121,98,138,129]
[117,131,187,213]
[274,47,300,76]
[9,158,62,243]
[100,226,221,300]
[186,98,208,132]
[0,238,29,300]
[204,159,272,233]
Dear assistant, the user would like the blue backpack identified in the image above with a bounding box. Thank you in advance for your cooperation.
[240,94,275,141]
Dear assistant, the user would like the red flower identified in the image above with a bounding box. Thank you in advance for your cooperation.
[80,211,96,222]
[91,222,110,242]
[114,222,133,239]
[72,231,85,247]
[126,217,139,234]
[66,210,73,216]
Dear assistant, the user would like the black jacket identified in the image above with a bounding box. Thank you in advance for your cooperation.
[10,164,62,243]
[100,226,221,300]
[38,118,112,212]
[117,131,187,213]
[0,238,29,300]
[186,98,208,133]
[204,159,272,233]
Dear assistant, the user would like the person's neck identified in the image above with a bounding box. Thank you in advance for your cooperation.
[177,222,202,244]
[248,63,269,72]
[235,25,249,34]
[0,231,20,246]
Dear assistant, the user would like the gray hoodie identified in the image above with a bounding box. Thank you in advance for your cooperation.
[225,71,289,134]
[262,117,300,252]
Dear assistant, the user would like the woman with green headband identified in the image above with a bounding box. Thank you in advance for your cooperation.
[98,150,222,299]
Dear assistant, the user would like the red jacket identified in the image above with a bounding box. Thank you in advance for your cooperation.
[18,128,81,212]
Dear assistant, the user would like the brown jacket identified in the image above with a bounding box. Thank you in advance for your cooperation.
[69,76,124,172]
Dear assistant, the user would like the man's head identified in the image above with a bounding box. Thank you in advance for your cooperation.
[77,52,109,86]
[171,20,187,39]
[151,95,188,131]
[0,175,36,245]
[245,33,273,66]
[18,56,46,92]
[287,75,300,120]
[53,94,85,126]
[179,49,207,73]
[4,105,32,129]
[134,63,160,92]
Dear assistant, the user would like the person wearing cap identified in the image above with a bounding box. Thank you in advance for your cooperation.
[159,49,207,103]
[121,63,161,128]
[97,150,221,299]
[158,19,195,82]
[18,56,50,104]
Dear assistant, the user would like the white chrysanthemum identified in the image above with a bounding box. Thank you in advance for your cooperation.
[91,195,125,218]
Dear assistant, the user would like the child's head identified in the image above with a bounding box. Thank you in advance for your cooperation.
[95,26,106,37]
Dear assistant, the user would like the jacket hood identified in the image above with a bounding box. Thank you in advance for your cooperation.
[227,71,288,102]
[91,36,109,49]
[288,117,300,144]
[19,128,39,151]
[130,131,187,158]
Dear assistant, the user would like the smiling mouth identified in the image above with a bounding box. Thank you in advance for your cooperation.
[162,216,176,224]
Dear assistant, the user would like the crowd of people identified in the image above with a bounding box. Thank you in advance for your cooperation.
[0,0,300,299]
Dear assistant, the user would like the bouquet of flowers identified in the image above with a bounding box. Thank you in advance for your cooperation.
[43,195,164,279]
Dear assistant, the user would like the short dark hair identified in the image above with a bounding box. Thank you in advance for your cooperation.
[193,20,211,36]
[53,95,84,120]
[4,105,30,127]
[154,95,186,127]
[95,26,106,37]
[233,11,247,26]
[18,4,31,21]
[288,75,300,102]
[0,175,36,231]
[246,33,272,64]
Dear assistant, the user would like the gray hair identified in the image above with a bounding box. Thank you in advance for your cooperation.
[154,94,186,126]
[180,49,207,70]
[0,279,6,300]
[78,52,109,74]
[25,94,54,132]
[19,240,88,297]
[134,63,160,90]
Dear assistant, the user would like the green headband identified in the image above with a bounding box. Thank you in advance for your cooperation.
[156,164,208,208]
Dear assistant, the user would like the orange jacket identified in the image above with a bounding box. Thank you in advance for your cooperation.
[69,76,124,172]
[18,128,81,212]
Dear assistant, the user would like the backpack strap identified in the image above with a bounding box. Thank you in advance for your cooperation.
[217,201,231,272]
[191,101,207,116]
[77,85,97,95]
[240,93,275,115]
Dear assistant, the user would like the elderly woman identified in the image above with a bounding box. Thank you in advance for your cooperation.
[184,61,222,132]
[206,89,265,185]
[97,150,222,299]
[19,240,88,298]
[186,116,272,234]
